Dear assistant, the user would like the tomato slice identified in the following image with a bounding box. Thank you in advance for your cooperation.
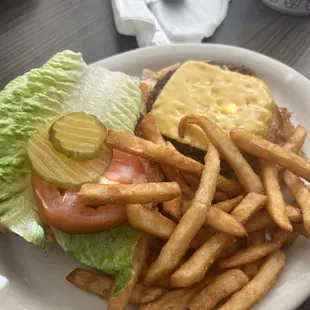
[32,151,146,234]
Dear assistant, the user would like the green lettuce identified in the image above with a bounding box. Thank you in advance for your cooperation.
[0,50,142,294]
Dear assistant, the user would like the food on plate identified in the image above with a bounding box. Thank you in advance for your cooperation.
[144,143,220,285]
[178,115,264,194]
[188,269,249,310]
[283,170,310,234]
[231,128,310,181]
[66,268,167,303]
[79,182,181,205]
[49,112,108,161]
[261,159,292,231]
[243,230,266,278]
[126,204,176,239]
[1,52,310,310]
[219,250,286,310]
[170,193,266,287]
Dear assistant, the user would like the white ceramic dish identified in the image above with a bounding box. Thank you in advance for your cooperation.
[1,44,310,310]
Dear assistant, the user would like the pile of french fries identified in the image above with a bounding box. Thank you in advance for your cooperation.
[67,112,310,310]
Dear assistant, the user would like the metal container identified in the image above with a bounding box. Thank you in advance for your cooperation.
[262,0,310,15]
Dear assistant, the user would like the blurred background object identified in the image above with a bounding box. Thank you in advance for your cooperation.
[262,0,310,15]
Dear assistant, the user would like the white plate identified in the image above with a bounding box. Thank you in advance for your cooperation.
[1,44,310,310]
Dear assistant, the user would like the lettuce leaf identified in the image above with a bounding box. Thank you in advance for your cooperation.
[0,50,142,295]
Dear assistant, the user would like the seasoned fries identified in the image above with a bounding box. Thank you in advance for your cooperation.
[283,170,310,234]
[105,129,241,195]
[243,230,266,278]
[179,115,264,193]
[127,204,176,239]
[261,160,292,231]
[282,124,307,154]
[189,269,249,310]
[79,182,181,205]
[170,193,266,287]
[219,250,286,310]
[144,144,220,284]
[218,229,288,269]
[230,128,310,182]
[66,269,166,304]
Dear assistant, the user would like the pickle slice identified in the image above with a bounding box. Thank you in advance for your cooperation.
[49,112,107,161]
[26,123,112,188]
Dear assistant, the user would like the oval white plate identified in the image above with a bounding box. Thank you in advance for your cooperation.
[1,44,310,310]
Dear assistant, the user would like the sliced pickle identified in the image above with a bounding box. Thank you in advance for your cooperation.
[49,112,107,161]
[26,123,112,188]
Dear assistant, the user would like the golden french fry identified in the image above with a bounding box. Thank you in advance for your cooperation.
[139,274,217,310]
[140,157,165,183]
[66,268,166,304]
[162,196,182,221]
[213,191,229,203]
[180,171,200,192]
[245,205,302,233]
[205,207,248,237]
[105,129,241,196]
[179,115,264,194]
[127,204,176,239]
[189,227,216,249]
[108,234,149,310]
[170,193,266,287]
[144,144,220,285]
[230,128,310,182]
[219,250,286,310]
[243,230,266,279]
[282,124,307,154]
[213,195,244,213]
[218,238,247,260]
[218,229,288,269]
[189,269,249,310]
[283,170,310,234]
[79,182,181,205]
[261,160,292,231]
[282,231,299,249]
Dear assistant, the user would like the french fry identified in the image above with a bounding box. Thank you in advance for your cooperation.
[170,193,266,287]
[79,182,181,205]
[218,229,288,269]
[294,223,310,239]
[189,269,249,310]
[139,274,217,310]
[283,170,310,234]
[140,157,165,183]
[243,230,265,278]
[230,128,310,182]
[180,171,200,192]
[108,233,149,310]
[205,207,248,237]
[144,144,220,284]
[105,129,241,196]
[179,115,264,194]
[282,231,299,249]
[66,268,166,304]
[261,159,292,231]
[126,204,176,239]
[245,205,302,233]
[213,191,229,203]
[190,227,216,249]
[219,250,286,310]
[218,238,247,260]
[282,124,307,154]
[182,196,246,236]
[162,196,182,221]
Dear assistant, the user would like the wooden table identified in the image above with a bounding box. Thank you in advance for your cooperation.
[0,0,310,308]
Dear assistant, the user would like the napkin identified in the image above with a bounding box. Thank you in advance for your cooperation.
[111,0,231,47]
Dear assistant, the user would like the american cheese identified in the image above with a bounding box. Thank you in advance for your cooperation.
[151,61,275,151]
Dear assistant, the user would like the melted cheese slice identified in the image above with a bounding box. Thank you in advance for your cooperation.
[151,61,275,151]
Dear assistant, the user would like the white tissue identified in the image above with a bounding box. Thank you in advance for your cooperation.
[111,0,231,47]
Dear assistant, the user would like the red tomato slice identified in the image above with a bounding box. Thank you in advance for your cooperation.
[32,151,146,233]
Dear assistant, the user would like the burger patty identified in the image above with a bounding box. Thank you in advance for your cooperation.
[145,61,281,163]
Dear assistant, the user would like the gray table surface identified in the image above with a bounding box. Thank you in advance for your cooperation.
[1,0,310,308]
